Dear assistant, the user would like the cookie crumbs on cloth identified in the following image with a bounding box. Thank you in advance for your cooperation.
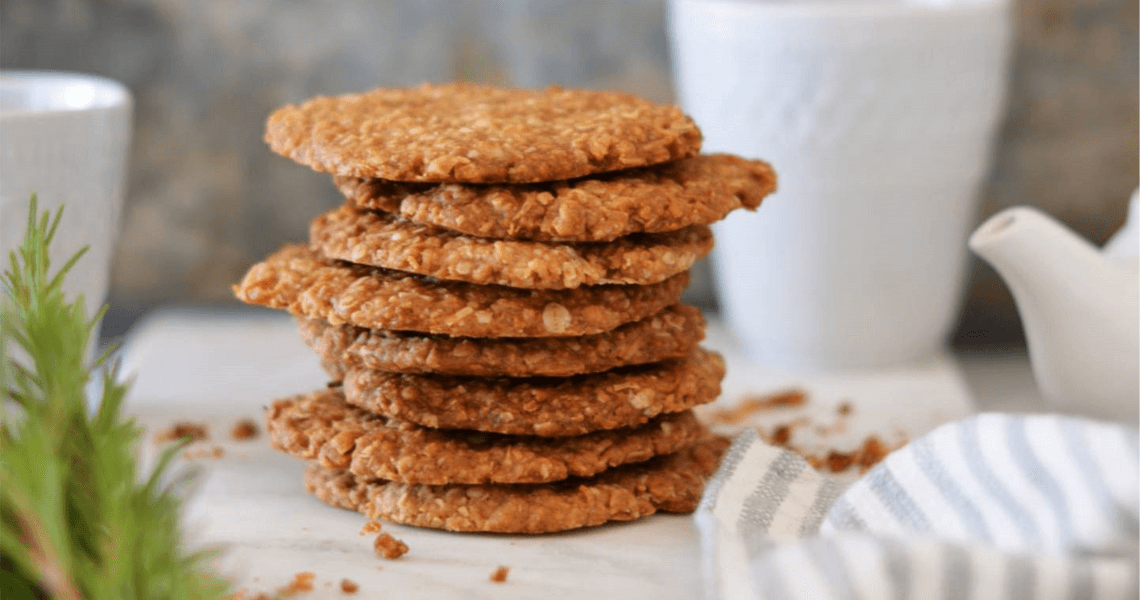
[338,154,775,242]
[373,532,408,559]
[231,418,260,440]
[706,390,896,474]
[155,422,209,443]
[298,304,705,379]
[760,425,901,475]
[339,579,359,594]
[489,566,510,583]
[804,435,898,474]
[311,204,712,289]
[234,244,688,338]
[265,82,702,183]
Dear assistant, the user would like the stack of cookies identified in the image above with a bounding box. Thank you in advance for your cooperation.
[235,83,776,533]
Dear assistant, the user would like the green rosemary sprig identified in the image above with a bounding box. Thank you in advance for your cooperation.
[0,196,231,599]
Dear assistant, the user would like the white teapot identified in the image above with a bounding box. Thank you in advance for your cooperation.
[969,191,1139,422]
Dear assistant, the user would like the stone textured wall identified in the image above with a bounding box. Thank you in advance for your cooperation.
[961,0,1138,342]
[2,0,1136,342]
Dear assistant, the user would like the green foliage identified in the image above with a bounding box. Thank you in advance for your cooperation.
[0,196,231,599]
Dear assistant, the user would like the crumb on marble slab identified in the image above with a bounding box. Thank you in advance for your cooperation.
[183,445,225,460]
[374,532,408,559]
[708,388,807,425]
[340,578,359,594]
[276,571,316,596]
[490,566,510,583]
[155,422,209,443]
[359,520,383,536]
[231,418,260,440]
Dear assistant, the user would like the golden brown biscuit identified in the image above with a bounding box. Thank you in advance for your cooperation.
[266,388,702,485]
[297,304,705,379]
[233,244,688,337]
[337,154,775,242]
[342,348,725,437]
[303,435,731,533]
[310,204,712,289]
[265,83,701,183]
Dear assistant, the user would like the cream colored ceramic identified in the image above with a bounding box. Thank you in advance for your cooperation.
[0,70,133,348]
[668,0,1013,368]
[969,193,1140,422]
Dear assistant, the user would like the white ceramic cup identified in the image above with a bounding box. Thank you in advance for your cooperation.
[0,71,133,349]
[669,0,1012,368]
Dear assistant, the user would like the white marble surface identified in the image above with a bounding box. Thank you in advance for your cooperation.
[121,309,984,598]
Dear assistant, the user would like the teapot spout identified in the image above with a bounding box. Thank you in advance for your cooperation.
[969,206,1105,291]
[969,206,1139,422]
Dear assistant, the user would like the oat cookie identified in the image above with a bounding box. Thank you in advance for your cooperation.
[265,83,701,183]
[234,245,688,337]
[267,388,701,485]
[337,154,776,242]
[311,204,712,289]
[342,348,725,437]
[298,304,705,379]
[303,435,730,533]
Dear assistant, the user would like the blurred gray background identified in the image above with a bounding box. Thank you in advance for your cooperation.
[2,0,1136,347]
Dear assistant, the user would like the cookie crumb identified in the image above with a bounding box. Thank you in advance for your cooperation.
[836,401,853,416]
[276,571,315,596]
[340,579,359,594]
[770,424,792,446]
[373,532,408,559]
[489,566,510,583]
[155,422,209,444]
[711,389,807,424]
[359,520,382,536]
[183,445,225,460]
[231,419,260,440]
[854,435,890,472]
[813,419,848,437]
[803,435,899,474]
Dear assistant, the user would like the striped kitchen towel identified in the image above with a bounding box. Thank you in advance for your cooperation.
[697,413,1139,600]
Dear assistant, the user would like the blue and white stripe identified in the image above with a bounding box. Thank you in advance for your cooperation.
[697,414,1139,600]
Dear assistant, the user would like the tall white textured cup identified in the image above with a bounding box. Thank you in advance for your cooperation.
[1,71,133,350]
[669,0,1012,368]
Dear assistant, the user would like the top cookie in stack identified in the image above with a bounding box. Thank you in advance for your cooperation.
[235,83,776,534]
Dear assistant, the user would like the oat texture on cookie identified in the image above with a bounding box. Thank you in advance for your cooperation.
[266,388,703,484]
[296,304,705,379]
[265,83,702,183]
[337,154,775,241]
[236,82,777,534]
[234,244,688,338]
[311,204,713,289]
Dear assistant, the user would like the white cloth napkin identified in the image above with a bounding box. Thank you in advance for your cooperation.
[697,413,1139,600]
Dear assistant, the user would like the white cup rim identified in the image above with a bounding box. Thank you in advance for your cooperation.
[0,70,131,117]
[670,0,1008,18]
